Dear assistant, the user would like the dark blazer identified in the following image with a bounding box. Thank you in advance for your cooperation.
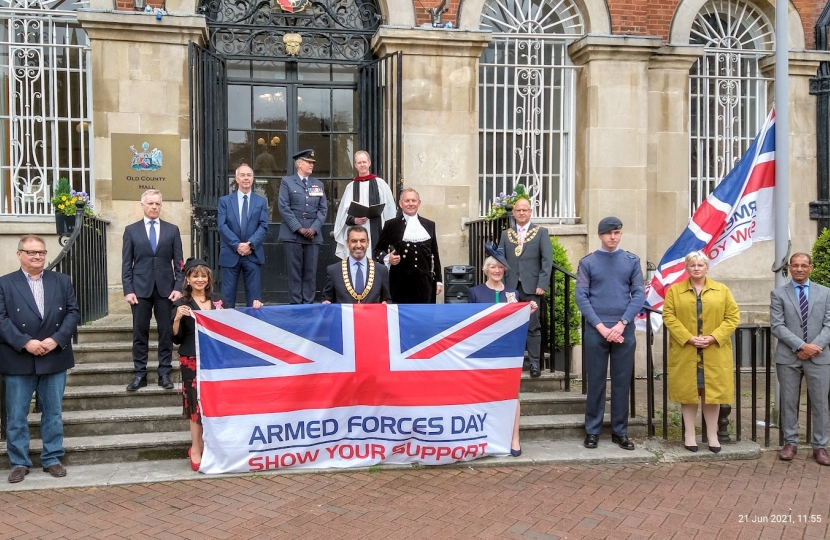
[374,215,442,303]
[172,293,225,357]
[122,219,184,298]
[277,174,327,245]
[0,270,80,375]
[498,221,553,295]
[321,259,391,304]
[468,283,520,304]
[217,191,268,267]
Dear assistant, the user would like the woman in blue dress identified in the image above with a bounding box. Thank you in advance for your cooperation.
[468,243,536,457]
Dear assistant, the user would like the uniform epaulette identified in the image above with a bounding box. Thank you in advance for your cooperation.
[625,251,639,260]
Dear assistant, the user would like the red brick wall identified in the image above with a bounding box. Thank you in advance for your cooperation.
[114,0,164,10]
[442,0,825,49]
[606,0,823,49]
[415,0,460,27]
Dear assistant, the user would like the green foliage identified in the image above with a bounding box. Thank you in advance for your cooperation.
[51,177,96,217]
[811,228,830,288]
[485,184,529,221]
[545,236,581,348]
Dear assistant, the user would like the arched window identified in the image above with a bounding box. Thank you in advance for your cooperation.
[0,0,93,216]
[689,0,773,214]
[478,0,583,219]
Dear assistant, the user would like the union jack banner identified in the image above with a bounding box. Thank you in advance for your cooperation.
[194,303,529,474]
[636,108,776,332]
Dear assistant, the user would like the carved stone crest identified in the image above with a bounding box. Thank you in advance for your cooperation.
[283,33,303,56]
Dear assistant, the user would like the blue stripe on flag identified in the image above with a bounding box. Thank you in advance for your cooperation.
[397,304,492,352]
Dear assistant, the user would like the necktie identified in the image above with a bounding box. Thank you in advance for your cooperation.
[798,285,809,341]
[302,177,308,192]
[354,261,365,294]
[241,194,249,236]
[149,220,157,253]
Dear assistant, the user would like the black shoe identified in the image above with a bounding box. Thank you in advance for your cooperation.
[584,434,599,449]
[709,445,721,454]
[612,434,635,450]
[158,374,174,390]
[530,364,541,378]
[684,445,699,453]
[126,376,147,391]
[522,361,531,372]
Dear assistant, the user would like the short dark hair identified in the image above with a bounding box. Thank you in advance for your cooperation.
[790,252,812,265]
[347,226,368,240]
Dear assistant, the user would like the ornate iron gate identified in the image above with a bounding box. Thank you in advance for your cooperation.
[189,43,228,267]
[188,0,401,303]
[358,51,402,198]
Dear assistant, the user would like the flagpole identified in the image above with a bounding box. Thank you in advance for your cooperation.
[774,0,789,288]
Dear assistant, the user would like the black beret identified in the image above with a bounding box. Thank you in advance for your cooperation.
[598,216,623,235]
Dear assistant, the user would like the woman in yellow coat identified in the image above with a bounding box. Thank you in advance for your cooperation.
[662,251,740,453]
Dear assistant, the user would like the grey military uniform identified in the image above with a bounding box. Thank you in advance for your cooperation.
[277,174,327,303]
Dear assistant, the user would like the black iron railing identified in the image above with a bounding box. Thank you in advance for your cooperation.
[47,203,110,326]
[466,215,509,286]
[645,317,778,447]
[540,264,579,390]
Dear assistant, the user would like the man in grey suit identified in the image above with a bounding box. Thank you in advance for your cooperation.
[498,197,552,377]
[278,149,327,304]
[770,252,830,466]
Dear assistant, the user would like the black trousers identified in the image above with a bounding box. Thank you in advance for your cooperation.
[516,282,542,366]
[131,286,174,377]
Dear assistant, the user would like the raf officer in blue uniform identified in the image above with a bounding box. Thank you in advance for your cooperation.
[278,149,328,303]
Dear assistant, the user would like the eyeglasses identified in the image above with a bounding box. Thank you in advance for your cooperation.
[789,264,812,269]
[19,250,47,257]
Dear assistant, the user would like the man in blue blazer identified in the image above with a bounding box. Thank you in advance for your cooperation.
[217,163,269,307]
[0,235,79,483]
[122,189,183,391]
[278,149,328,304]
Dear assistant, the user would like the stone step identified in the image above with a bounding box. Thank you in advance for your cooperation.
[28,407,188,439]
[518,414,648,441]
[519,370,566,392]
[77,324,158,344]
[67,361,180,387]
[62,385,181,411]
[519,392,587,416]
[0,432,189,468]
[73,342,158,364]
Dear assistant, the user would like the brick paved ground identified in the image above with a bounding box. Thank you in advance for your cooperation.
[0,450,827,539]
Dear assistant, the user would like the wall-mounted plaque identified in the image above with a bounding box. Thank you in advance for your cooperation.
[111,133,182,201]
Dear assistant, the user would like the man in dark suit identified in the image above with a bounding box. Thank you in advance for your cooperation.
[771,252,830,465]
[0,235,79,483]
[278,149,327,304]
[373,188,442,303]
[498,197,552,377]
[122,189,183,391]
[322,226,391,304]
[217,163,269,307]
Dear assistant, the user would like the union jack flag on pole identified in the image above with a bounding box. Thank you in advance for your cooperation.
[636,108,776,332]
[193,303,529,474]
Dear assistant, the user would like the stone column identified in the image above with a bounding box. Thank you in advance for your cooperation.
[646,46,703,267]
[77,10,207,314]
[371,28,491,281]
[568,35,662,259]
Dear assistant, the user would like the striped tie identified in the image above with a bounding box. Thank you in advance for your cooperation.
[798,285,809,341]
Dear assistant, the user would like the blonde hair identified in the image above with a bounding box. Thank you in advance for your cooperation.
[482,256,504,275]
[684,250,710,267]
